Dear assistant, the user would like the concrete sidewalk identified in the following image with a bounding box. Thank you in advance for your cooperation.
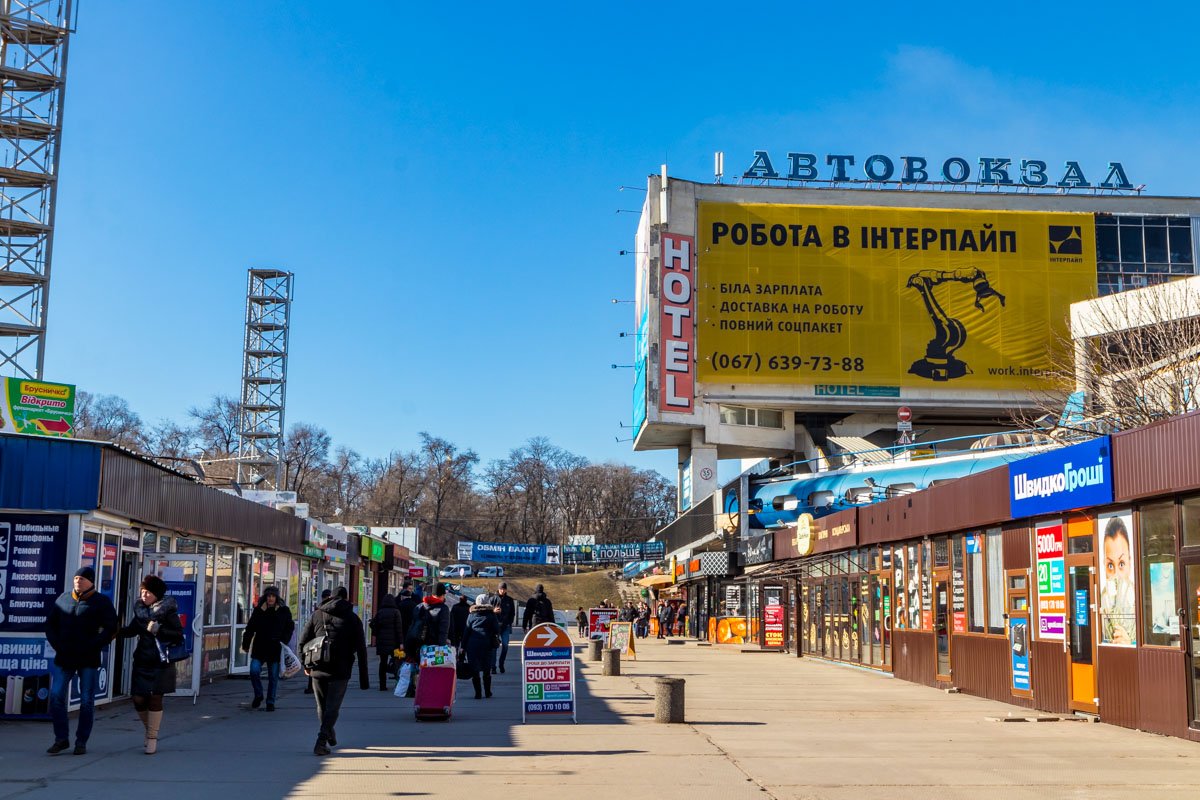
[2,636,1199,799]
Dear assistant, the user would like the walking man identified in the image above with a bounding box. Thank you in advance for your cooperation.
[657,601,671,639]
[521,584,555,628]
[305,588,331,695]
[576,607,588,638]
[368,593,404,691]
[449,593,471,649]
[241,586,294,711]
[44,566,118,755]
[404,582,451,697]
[299,587,369,756]
[493,582,516,673]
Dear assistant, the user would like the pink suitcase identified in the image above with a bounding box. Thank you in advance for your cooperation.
[413,665,456,721]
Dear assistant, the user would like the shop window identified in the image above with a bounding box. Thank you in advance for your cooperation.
[1140,501,1180,647]
[141,530,156,553]
[176,537,197,554]
[933,537,950,568]
[1183,495,1200,548]
[158,536,172,553]
[212,546,234,627]
[920,540,932,629]
[905,544,920,629]
[967,534,985,633]
[718,405,785,429]
[894,546,907,629]
[985,528,1004,635]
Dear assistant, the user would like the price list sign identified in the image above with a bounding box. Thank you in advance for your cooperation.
[521,623,576,723]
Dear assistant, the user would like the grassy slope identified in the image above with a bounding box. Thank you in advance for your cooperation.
[502,570,624,614]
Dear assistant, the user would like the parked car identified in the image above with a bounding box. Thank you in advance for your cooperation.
[440,563,473,578]
[477,566,505,578]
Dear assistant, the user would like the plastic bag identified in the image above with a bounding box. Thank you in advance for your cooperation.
[394,662,414,697]
[280,644,302,679]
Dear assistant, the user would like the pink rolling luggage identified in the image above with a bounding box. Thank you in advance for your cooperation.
[413,665,456,721]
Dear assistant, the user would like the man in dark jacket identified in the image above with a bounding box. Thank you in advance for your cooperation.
[492,582,516,674]
[242,586,294,711]
[397,589,418,645]
[299,587,369,756]
[44,566,118,755]
[368,594,404,691]
[305,588,332,695]
[449,594,471,649]
[521,584,555,628]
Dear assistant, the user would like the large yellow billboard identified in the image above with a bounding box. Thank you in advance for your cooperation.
[696,203,1096,389]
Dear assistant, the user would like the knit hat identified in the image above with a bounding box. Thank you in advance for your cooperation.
[498,582,507,590]
[74,566,96,584]
[475,593,488,605]
[535,583,544,593]
[141,574,167,601]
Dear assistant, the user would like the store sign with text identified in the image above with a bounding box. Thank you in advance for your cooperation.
[457,541,562,566]
[1009,436,1112,519]
[659,233,695,413]
[1035,520,1066,640]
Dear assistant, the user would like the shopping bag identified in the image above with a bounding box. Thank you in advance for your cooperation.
[394,662,414,697]
[280,644,302,679]
[456,649,472,680]
[419,644,455,667]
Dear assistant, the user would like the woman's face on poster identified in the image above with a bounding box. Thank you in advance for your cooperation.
[1104,532,1131,583]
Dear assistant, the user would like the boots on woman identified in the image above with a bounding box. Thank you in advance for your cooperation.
[137,709,149,751]
[483,670,493,698]
[144,710,162,755]
[471,674,482,699]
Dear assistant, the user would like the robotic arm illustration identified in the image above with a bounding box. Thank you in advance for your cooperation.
[906,268,1006,381]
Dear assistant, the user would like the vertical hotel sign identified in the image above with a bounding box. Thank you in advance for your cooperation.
[659,233,694,413]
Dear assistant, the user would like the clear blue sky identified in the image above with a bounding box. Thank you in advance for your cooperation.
[48,1,1200,479]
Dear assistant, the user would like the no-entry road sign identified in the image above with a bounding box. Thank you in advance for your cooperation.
[897,406,913,423]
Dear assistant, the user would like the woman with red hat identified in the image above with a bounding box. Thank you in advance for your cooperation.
[118,574,183,754]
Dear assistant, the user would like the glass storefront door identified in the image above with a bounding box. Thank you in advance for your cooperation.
[935,577,951,680]
[1185,563,1200,729]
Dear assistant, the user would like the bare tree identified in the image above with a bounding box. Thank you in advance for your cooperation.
[189,394,240,457]
[1016,279,1200,435]
[74,391,148,451]
[415,432,478,557]
[282,422,331,499]
[361,450,425,526]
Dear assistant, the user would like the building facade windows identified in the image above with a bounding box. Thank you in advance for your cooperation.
[1096,215,1194,295]
[718,405,785,429]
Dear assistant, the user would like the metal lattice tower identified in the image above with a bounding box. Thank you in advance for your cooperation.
[237,269,293,490]
[0,0,73,378]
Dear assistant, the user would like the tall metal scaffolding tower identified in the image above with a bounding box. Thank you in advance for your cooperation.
[237,269,293,490]
[0,0,74,378]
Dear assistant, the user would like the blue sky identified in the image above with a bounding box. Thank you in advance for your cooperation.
[48,2,1200,479]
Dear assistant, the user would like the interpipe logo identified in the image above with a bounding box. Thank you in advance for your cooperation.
[659,233,694,413]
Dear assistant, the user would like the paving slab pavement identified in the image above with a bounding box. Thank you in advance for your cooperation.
[1,634,1198,799]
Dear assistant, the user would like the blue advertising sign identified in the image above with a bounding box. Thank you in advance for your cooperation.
[1009,618,1031,692]
[1009,436,1113,519]
[1074,589,1089,627]
[0,635,53,718]
[0,513,69,634]
[165,580,196,659]
[564,541,666,564]
[456,541,562,566]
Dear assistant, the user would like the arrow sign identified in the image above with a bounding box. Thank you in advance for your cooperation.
[36,416,72,435]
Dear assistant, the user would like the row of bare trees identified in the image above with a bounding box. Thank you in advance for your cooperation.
[72,393,675,558]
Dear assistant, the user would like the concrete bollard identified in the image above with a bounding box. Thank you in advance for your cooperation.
[587,639,603,661]
[655,677,685,723]
[602,648,621,676]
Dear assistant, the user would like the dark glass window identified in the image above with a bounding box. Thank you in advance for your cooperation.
[1119,225,1144,263]
[1169,225,1193,265]
[1096,225,1120,262]
[1144,225,1168,264]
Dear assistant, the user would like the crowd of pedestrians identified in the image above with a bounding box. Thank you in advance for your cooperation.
[40,574,650,758]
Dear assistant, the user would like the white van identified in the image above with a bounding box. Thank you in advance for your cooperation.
[440,563,473,578]
[477,566,505,578]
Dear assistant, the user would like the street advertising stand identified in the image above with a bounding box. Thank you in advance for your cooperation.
[606,621,636,660]
[587,607,618,639]
[521,623,575,723]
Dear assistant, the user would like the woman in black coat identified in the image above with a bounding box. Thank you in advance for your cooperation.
[461,594,500,699]
[368,594,405,691]
[118,574,183,755]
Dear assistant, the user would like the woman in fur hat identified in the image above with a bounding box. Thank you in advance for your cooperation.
[118,574,183,754]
